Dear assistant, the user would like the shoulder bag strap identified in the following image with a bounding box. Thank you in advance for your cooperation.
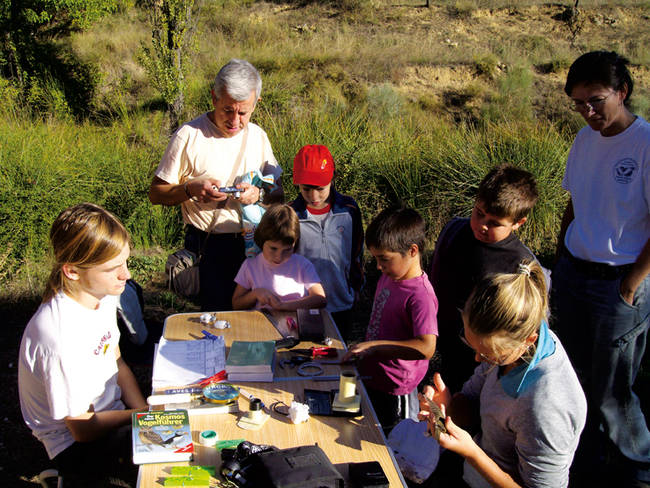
[199,127,250,258]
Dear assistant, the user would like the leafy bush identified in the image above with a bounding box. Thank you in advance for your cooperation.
[0,113,178,288]
[446,1,477,18]
[537,57,571,74]
[482,63,534,123]
[25,75,72,119]
[366,84,403,120]
[474,54,499,79]
[0,77,21,117]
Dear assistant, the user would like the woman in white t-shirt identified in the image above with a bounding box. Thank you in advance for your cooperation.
[551,51,650,486]
[18,203,147,487]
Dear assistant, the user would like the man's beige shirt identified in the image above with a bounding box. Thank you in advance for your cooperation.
[155,114,282,233]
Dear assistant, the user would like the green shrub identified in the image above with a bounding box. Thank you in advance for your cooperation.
[365,83,403,120]
[0,78,20,117]
[537,57,571,74]
[128,251,167,284]
[474,53,499,79]
[26,76,72,120]
[482,63,534,123]
[0,112,178,286]
[447,1,477,18]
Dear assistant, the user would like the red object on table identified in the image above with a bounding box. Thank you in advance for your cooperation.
[286,317,297,330]
[292,346,337,358]
[195,370,227,386]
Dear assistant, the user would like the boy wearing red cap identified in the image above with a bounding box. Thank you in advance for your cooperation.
[289,145,364,342]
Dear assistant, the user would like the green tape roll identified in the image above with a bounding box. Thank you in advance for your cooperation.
[199,429,218,446]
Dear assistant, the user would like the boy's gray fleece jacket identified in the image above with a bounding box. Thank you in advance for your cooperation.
[290,191,364,313]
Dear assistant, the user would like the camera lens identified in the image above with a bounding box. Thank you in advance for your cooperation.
[220,459,241,479]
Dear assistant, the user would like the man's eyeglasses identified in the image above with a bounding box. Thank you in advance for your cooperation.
[570,91,614,113]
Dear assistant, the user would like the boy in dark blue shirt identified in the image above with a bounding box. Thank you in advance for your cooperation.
[429,165,539,392]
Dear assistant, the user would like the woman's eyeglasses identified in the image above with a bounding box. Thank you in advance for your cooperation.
[459,330,525,366]
[570,91,614,113]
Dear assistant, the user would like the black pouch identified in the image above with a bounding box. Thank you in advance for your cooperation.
[247,444,343,488]
[297,308,325,342]
[349,461,389,487]
[304,389,361,417]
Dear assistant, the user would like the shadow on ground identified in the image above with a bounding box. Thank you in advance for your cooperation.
[0,292,168,486]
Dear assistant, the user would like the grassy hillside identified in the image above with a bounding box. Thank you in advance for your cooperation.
[2,0,649,296]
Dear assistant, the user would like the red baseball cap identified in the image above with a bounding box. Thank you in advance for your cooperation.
[292,145,335,186]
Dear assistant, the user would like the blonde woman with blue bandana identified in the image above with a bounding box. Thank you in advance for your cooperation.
[419,261,586,488]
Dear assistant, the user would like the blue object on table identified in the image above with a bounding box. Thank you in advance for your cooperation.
[201,329,220,341]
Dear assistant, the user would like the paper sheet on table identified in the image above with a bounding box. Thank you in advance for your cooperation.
[152,335,226,389]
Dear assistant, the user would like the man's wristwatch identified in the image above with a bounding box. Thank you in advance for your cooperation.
[257,187,265,204]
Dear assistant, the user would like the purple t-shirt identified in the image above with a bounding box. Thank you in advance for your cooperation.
[361,272,438,395]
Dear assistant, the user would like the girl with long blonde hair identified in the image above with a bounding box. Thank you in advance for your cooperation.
[18,203,147,486]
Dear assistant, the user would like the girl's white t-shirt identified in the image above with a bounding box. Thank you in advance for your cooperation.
[234,252,321,309]
[18,292,124,459]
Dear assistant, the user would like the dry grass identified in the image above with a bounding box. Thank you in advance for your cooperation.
[66,1,650,125]
[70,9,151,108]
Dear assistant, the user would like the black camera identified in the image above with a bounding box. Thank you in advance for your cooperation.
[220,441,275,487]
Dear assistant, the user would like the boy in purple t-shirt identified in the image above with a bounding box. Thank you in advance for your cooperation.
[344,207,438,434]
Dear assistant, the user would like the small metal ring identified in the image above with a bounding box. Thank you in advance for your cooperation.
[297,362,324,376]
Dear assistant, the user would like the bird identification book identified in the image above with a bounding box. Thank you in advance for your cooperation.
[132,410,194,464]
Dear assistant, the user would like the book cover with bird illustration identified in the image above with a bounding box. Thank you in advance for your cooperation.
[132,410,194,464]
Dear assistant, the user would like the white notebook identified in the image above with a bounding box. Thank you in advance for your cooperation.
[152,335,226,389]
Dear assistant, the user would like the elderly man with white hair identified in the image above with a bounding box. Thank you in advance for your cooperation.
[149,59,283,311]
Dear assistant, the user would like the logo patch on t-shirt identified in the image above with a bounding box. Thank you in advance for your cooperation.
[94,331,112,355]
[613,158,637,184]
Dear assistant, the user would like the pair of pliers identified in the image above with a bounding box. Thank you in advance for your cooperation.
[292,346,337,358]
